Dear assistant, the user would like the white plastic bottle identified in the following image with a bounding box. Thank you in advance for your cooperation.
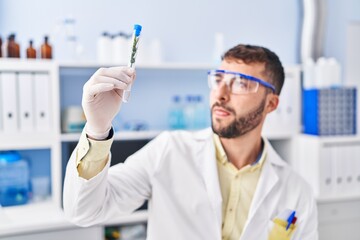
[212,32,224,64]
[149,38,163,65]
[194,95,208,129]
[168,95,185,130]
[97,32,112,63]
[303,58,315,89]
[184,95,195,130]
[315,57,327,88]
[64,17,78,60]
[327,58,342,87]
[112,32,128,64]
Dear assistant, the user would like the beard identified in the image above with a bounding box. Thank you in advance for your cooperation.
[211,98,266,138]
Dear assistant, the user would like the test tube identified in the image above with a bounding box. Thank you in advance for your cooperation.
[122,24,142,103]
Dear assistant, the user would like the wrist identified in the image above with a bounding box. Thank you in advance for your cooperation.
[85,123,111,140]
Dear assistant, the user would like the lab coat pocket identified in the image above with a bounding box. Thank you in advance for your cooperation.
[268,219,296,240]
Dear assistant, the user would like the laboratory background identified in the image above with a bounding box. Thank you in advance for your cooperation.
[0,0,360,239]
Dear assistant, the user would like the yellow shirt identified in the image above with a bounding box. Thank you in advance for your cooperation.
[76,129,113,180]
[213,134,267,240]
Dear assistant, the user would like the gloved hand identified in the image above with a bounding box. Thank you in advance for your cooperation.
[82,66,135,139]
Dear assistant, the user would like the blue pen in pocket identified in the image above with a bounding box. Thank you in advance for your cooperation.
[286,211,296,230]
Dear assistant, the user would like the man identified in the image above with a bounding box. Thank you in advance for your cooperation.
[63,44,318,240]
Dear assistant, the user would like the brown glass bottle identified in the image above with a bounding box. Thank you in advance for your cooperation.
[14,36,20,58]
[41,36,52,59]
[7,34,20,58]
[26,40,37,59]
[7,34,16,58]
[0,36,2,57]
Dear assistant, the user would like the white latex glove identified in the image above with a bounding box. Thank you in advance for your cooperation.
[82,66,135,139]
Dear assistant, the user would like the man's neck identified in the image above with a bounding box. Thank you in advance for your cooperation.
[219,128,263,170]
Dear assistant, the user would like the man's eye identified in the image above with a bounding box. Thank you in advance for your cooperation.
[215,77,223,85]
[233,78,248,89]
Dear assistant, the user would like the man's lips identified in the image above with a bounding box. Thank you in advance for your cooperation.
[213,106,232,117]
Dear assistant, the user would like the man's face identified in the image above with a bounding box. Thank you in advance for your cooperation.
[210,59,273,138]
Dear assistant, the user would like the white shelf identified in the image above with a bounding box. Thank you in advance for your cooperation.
[263,132,294,140]
[0,133,56,150]
[113,131,161,141]
[59,61,215,70]
[0,59,56,72]
[104,210,148,226]
[0,201,148,237]
[299,134,360,144]
[61,130,161,142]
[60,133,82,142]
[0,201,73,237]
[316,194,360,204]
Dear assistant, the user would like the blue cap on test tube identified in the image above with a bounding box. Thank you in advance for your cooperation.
[134,24,142,37]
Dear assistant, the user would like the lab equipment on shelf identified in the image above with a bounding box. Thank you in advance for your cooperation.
[193,95,209,129]
[26,40,36,59]
[30,176,50,202]
[0,151,30,207]
[303,57,342,89]
[184,95,196,130]
[168,95,185,130]
[302,87,357,136]
[113,32,130,64]
[0,36,2,57]
[97,32,113,63]
[41,36,52,59]
[212,32,224,64]
[62,106,86,133]
[169,94,209,130]
[105,223,147,240]
[6,34,20,58]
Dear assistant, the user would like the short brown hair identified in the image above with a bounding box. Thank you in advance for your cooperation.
[222,44,285,95]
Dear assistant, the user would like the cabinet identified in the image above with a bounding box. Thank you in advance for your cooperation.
[0,59,65,237]
[0,60,301,239]
[296,134,360,240]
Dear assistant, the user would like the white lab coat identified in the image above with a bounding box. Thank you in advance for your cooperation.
[63,128,318,240]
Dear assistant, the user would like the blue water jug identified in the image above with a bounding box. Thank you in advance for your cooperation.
[0,151,30,207]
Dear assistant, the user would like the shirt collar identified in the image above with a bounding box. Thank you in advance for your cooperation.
[213,133,267,169]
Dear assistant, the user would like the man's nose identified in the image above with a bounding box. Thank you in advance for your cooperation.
[214,82,230,101]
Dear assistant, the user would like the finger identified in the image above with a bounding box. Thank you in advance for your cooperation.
[95,67,135,84]
[114,88,123,97]
[86,83,114,100]
[91,75,128,89]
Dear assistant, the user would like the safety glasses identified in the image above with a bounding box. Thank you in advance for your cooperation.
[207,69,275,94]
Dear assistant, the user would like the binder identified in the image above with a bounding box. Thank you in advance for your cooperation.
[34,73,51,131]
[281,71,300,131]
[320,145,334,196]
[0,72,18,132]
[0,74,2,132]
[263,68,301,136]
[354,144,360,195]
[343,145,353,194]
[17,72,35,132]
[332,145,344,194]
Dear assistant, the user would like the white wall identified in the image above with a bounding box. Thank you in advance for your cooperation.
[1,0,359,70]
[323,0,360,71]
[0,0,300,63]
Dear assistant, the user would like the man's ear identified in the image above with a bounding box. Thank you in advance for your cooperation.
[265,94,279,114]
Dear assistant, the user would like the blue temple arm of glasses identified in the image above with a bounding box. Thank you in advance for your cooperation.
[208,69,276,93]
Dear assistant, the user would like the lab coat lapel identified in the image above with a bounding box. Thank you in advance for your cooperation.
[246,145,280,224]
[194,129,222,234]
